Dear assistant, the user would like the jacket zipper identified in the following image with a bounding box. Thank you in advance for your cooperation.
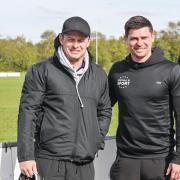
[71,81,84,161]
[56,61,86,161]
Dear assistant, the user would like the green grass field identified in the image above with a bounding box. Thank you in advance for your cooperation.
[0,74,24,142]
[0,74,118,142]
[107,104,118,136]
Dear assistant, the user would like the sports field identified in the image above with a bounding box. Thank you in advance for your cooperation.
[0,73,118,142]
[0,74,24,142]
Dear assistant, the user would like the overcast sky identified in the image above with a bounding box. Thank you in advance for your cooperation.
[0,0,180,43]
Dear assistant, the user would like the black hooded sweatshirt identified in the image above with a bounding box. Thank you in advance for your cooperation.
[108,47,180,164]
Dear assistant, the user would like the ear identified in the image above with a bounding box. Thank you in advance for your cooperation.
[86,37,91,47]
[151,32,155,42]
[124,36,128,45]
[59,34,64,45]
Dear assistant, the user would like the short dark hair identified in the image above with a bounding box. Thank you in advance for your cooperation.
[124,16,153,37]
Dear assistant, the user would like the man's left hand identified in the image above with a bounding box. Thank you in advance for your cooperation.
[166,163,180,180]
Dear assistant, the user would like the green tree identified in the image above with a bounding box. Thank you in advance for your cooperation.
[0,37,38,71]
[36,30,56,60]
[155,21,180,62]
[108,37,128,64]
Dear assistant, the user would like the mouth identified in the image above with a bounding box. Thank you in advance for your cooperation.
[135,48,145,53]
[70,50,80,54]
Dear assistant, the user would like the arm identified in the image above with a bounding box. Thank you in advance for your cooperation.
[166,65,180,180]
[108,66,117,107]
[97,77,112,149]
[18,64,46,177]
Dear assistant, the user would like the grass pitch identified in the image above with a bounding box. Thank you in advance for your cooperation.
[0,73,118,142]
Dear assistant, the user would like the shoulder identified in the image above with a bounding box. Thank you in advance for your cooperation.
[160,59,180,74]
[169,62,180,78]
[159,60,180,85]
[112,60,126,68]
[109,59,126,74]
[29,56,54,71]
[25,56,54,79]
[90,62,107,77]
[33,56,54,69]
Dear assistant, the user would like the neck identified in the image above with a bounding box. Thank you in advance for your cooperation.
[131,52,152,63]
[69,58,84,70]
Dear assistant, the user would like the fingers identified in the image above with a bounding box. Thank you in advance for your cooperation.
[32,162,38,175]
[167,163,180,180]
[170,173,179,180]
[170,172,180,180]
[19,160,37,178]
[25,168,34,178]
[166,164,172,175]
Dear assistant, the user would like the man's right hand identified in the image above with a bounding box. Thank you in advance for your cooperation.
[19,160,37,178]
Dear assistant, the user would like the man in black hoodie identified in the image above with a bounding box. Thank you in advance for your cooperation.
[18,16,112,180]
[108,16,180,180]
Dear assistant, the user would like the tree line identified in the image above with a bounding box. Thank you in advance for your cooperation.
[0,21,180,72]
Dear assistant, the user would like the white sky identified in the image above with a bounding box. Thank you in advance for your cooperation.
[0,0,180,43]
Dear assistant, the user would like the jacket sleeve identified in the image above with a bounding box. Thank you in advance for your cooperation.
[17,64,46,162]
[170,64,180,164]
[108,66,118,107]
[97,75,112,149]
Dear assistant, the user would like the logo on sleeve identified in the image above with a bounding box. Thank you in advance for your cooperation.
[117,76,131,88]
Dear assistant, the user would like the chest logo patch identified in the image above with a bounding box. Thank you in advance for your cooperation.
[117,76,131,88]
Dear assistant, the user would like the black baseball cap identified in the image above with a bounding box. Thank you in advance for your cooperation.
[61,16,91,37]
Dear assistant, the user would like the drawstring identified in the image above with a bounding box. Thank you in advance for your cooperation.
[75,83,84,108]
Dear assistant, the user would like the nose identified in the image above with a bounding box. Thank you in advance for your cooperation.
[72,41,78,48]
[137,39,143,46]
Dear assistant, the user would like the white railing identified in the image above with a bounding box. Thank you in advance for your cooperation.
[0,137,116,180]
[0,72,20,77]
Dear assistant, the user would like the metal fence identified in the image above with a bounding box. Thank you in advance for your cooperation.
[0,137,116,180]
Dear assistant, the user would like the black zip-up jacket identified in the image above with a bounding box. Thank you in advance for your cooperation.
[18,53,112,163]
[108,47,180,164]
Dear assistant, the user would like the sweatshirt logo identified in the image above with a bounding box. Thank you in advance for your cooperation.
[117,76,131,88]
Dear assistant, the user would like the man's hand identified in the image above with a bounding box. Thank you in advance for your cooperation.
[166,163,180,180]
[19,160,37,178]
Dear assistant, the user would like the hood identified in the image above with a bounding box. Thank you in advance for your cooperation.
[54,34,61,51]
[125,47,165,69]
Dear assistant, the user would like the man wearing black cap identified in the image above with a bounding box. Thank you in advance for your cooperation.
[17,16,112,180]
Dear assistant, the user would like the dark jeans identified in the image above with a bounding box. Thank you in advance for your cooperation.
[36,158,94,180]
[110,156,170,180]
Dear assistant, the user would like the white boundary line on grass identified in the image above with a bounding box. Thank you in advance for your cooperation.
[0,72,20,77]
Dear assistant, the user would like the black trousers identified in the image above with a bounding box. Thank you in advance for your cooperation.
[110,156,170,180]
[36,158,94,180]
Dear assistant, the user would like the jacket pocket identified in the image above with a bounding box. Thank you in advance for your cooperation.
[35,109,45,145]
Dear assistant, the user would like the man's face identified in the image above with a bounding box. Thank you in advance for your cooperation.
[125,27,155,62]
[60,31,90,62]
